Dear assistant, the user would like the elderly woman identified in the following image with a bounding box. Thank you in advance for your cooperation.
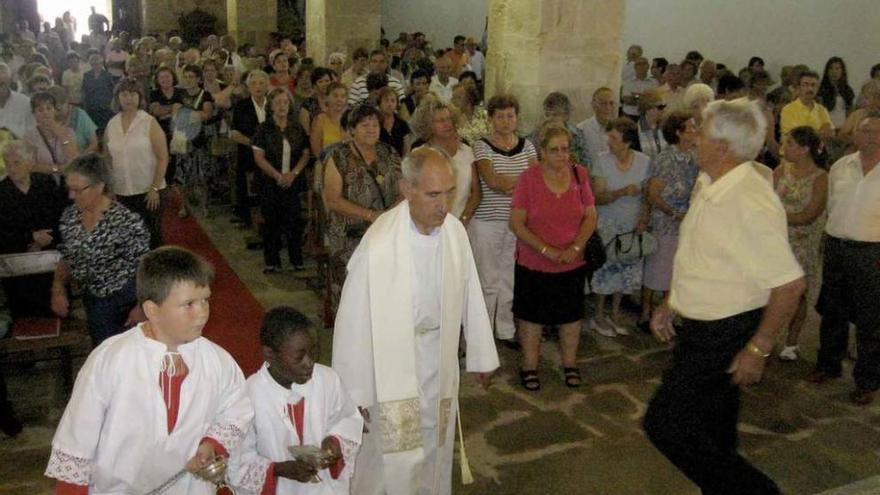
[510,123,597,390]
[528,92,589,166]
[268,51,295,95]
[230,70,270,226]
[149,66,184,187]
[839,80,880,151]
[377,86,409,156]
[638,111,699,331]
[636,91,668,160]
[327,52,345,79]
[471,94,538,346]
[452,83,489,146]
[683,83,714,125]
[410,98,480,223]
[322,104,402,317]
[125,39,153,97]
[297,67,335,135]
[106,78,168,248]
[309,81,347,158]
[22,91,80,177]
[48,86,98,154]
[172,64,215,217]
[0,140,66,318]
[589,118,651,336]
[50,153,150,344]
[252,88,311,273]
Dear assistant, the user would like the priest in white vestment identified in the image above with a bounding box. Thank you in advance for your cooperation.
[332,147,500,495]
[228,306,363,494]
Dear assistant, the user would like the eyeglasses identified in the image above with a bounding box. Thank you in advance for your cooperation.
[546,146,571,154]
[67,184,92,195]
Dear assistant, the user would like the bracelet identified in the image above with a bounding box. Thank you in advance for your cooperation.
[150,186,160,193]
[746,342,770,358]
[540,246,548,255]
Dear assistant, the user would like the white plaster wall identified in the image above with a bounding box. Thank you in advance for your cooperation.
[382,0,880,88]
[381,0,488,50]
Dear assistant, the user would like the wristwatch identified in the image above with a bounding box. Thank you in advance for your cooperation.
[150,186,160,193]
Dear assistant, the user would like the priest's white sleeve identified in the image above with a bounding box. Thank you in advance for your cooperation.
[204,349,254,454]
[325,369,365,480]
[45,348,111,485]
[462,246,500,373]
[331,242,377,408]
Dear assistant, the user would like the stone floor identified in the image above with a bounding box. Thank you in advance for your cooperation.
[2,206,879,494]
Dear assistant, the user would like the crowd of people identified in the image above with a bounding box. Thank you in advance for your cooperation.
[0,15,877,495]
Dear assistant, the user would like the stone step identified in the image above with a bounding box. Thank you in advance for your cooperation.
[817,476,880,495]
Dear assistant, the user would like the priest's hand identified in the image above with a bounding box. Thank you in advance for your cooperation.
[357,406,371,433]
[275,459,319,483]
[473,371,493,390]
[186,441,216,473]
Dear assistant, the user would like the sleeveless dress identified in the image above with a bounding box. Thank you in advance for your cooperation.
[774,164,826,279]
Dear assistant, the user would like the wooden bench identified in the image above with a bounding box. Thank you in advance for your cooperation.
[0,319,91,393]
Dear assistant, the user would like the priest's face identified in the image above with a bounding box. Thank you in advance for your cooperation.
[266,331,317,385]
[404,155,456,234]
[145,282,211,350]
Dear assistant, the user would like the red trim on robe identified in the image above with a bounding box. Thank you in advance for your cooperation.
[159,362,189,434]
[55,481,88,495]
[326,436,345,480]
[261,463,277,495]
[286,401,305,445]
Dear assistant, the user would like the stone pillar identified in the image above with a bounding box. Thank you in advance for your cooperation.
[306,0,381,67]
[227,0,277,48]
[485,0,626,130]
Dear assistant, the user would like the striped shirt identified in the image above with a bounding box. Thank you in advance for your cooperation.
[347,74,406,106]
[473,137,537,222]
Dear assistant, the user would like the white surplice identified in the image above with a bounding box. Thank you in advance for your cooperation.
[227,363,363,495]
[332,201,500,495]
[44,324,253,495]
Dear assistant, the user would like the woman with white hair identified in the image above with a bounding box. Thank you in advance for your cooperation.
[683,83,714,124]
[327,52,345,78]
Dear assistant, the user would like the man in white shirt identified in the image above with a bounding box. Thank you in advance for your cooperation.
[466,38,484,82]
[347,50,405,106]
[644,99,805,495]
[577,87,617,169]
[809,113,880,406]
[621,57,657,120]
[332,147,499,495]
[428,56,458,104]
[0,63,35,138]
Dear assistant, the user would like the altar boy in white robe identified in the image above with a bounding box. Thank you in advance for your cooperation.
[227,306,363,494]
[332,147,500,495]
[45,247,254,494]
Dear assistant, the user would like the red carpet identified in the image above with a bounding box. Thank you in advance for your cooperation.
[162,202,264,375]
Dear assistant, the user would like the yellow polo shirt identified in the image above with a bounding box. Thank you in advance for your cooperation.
[780,98,833,137]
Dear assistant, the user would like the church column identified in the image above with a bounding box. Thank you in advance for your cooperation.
[141,0,227,38]
[306,0,381,67]
[227,0,276,48]
[485,0,626,129]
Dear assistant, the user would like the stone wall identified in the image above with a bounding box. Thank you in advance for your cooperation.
[306,0,381,67]
[485,0,625,130]
[142,0,227,37]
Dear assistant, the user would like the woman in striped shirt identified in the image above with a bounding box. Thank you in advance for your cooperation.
[470,94,538,347]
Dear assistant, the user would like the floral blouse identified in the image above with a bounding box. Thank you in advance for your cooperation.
[58,201,150,297]
[646,146,699,236]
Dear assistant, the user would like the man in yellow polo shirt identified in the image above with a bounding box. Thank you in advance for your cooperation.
[780,70,833,140]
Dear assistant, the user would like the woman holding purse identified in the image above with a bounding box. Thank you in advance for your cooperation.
[589,118,651,337]
[509,123,597,390]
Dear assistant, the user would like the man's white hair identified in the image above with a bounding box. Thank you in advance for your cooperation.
[246,69,269,85]
[701,97,767,161]
[402,146,454,184]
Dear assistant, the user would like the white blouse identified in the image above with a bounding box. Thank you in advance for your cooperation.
[105,110,165,196]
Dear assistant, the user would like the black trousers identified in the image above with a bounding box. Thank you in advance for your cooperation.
[815,235,880,391]
[234,151,255,225]
[117,192,163,248]
[643,308,780,495]
[260,182,303,268]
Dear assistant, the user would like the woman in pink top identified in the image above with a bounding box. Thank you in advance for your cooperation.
[509,123,598,391]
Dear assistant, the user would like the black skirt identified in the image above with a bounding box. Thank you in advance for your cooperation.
[513,263,587,325]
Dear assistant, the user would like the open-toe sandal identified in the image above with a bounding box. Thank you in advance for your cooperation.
[519,370,541,391]
[563,367,582,388]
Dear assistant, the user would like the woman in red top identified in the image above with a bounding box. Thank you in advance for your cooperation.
[268,50,296,96]
[509,123,598,391]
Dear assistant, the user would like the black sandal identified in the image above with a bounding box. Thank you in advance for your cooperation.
[519,370,541,391]
[563,367,582,388]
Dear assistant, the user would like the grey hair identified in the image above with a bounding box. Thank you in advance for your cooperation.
[542,91,572,115]
[409,99,460,141]
[701,98,767,161]
[328,52,345,63]
[1,139,37,162]
[402,146,454,184]
[684,83,714,108]
[0,62,9,77]
[246,69,270,85]
[65,153,113,191]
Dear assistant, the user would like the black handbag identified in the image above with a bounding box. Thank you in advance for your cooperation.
[571,165,606,278]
